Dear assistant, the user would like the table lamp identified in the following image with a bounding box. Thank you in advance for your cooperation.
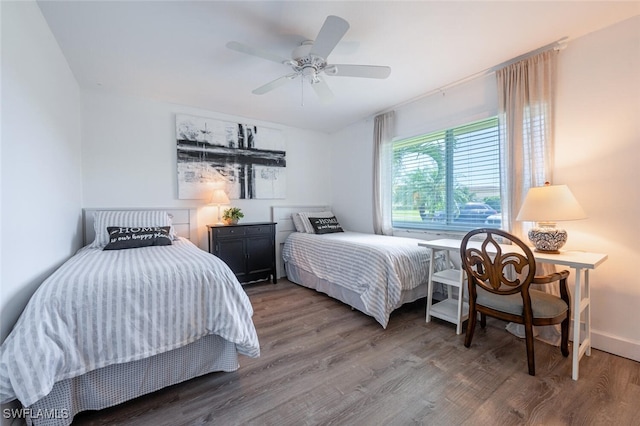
[209,188,230,225]
[516,182,587,253]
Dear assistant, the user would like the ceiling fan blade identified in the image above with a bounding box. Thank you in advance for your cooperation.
[309,15,350,60]
[252,73,298,95]
[327,64,391,79]
[310,78,334,103]
[226,41,290,64]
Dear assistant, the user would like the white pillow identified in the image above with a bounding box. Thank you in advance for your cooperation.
[298,211,336,234]
[291,213,307,233]
[91,210,174,248]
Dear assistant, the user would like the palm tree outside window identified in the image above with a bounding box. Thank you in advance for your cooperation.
[391,116,501,231]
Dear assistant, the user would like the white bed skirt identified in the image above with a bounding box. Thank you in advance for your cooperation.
[285,261,433,326]
[25,335,239,426]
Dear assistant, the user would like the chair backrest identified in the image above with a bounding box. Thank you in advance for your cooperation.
[460,228,536,297]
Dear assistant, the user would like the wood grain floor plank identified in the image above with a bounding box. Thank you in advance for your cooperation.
[74,280,640,426]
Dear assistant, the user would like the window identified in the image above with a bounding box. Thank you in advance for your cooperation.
[392,116,501,231]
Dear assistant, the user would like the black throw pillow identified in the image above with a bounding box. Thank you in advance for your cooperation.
[308,216,344,234]
[103,226,172,250]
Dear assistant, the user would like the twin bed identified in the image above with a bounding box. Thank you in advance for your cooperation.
[0,209,260,425]
[1,206,441,425]
[273,206,445,328]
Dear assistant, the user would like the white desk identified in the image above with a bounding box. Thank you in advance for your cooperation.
[418,238,608,380]
[419,240,469,335]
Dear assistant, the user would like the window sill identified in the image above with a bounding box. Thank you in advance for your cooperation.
[392,228,468,239]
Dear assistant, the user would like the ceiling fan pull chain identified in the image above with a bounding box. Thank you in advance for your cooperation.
[301,75,304,107]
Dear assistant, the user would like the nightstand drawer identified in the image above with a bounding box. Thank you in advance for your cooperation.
[245,225,273,235]
[213,226,246,237]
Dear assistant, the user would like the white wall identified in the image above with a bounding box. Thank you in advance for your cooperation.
[330,17,640,361]
[81,91,333,248]
[0,2,83,342]
[329,118,375,233]
[554,15,639,361]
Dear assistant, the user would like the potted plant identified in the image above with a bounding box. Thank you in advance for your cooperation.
[222,207,244,225]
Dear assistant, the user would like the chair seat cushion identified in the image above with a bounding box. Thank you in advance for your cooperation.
[476,287,568,318]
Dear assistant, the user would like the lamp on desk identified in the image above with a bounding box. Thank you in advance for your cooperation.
[209,188,230,225]
[516,182,587,253]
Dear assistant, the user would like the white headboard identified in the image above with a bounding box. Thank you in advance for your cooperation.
[271,205,330,278]
[83,208,198,246]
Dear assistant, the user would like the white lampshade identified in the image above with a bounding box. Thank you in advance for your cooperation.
[516,184,587,222]
[516,183,587,253]
[209,188,230,205]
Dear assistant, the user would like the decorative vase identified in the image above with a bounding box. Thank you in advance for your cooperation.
[224,218,239,225]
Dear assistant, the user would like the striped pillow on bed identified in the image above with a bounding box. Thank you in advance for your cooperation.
[90,210,175,248]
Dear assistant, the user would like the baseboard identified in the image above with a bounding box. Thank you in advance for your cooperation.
[591,329,640,362]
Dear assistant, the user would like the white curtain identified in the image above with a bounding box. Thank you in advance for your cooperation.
[496,50,561,344]
[497,50,557,235]
[373,111,395,235]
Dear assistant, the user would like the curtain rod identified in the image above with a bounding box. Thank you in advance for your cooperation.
[375,37,568,116]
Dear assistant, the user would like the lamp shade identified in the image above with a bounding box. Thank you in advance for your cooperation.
[516,184,587,222]
[516,183,586,253]
[209,188,230,205]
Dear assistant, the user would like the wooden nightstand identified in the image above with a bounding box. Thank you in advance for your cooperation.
[207,222,277,284]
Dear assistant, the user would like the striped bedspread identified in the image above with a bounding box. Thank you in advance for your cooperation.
[282,232,443,328]
[0,238,260,407]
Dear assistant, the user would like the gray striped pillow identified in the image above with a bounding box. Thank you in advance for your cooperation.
[91,210,174,248]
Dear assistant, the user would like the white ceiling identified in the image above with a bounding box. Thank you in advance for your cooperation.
[37,1,639,133]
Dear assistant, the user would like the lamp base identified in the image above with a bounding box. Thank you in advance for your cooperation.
[533,248,561,254]
[528,226,567,254]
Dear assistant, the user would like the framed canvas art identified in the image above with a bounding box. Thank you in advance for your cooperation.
[176,114,286,200]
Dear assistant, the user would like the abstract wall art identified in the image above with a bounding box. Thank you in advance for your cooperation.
[176,114,286,200]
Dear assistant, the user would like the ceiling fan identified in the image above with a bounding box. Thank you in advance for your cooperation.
[226,15,391,102]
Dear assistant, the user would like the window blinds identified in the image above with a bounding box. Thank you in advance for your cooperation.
[392,116,501,230]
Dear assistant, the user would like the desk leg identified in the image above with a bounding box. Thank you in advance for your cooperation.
[571,267,591,381]
[426,249,436,323]
[584,270,592,357]
[456,269,465,335]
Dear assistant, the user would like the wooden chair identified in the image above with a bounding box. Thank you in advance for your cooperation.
[460,228,571,376]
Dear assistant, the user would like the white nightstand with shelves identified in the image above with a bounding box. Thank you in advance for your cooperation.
[419,239,469,334]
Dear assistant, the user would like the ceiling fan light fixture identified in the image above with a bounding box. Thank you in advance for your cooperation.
[301,66,320,84]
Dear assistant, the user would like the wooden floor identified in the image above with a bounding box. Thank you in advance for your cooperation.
[75,280,640,426]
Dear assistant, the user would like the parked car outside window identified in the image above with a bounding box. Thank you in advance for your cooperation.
[484,213,502,228]
[456,202,497,224]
